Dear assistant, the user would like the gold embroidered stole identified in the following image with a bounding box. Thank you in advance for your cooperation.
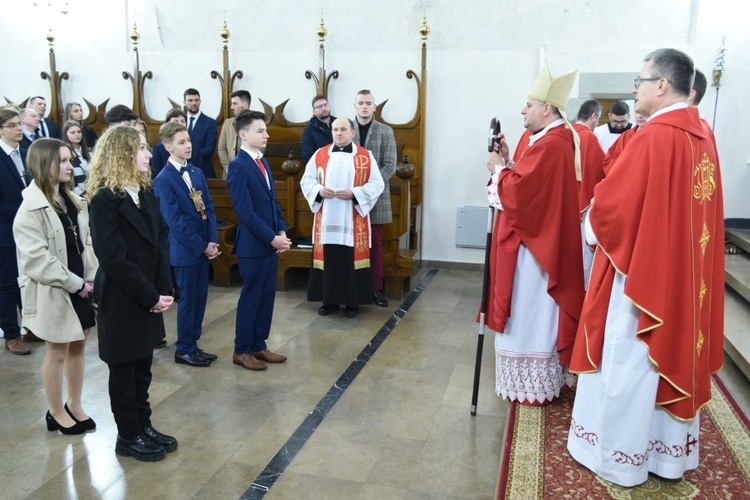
[312,145,372,270]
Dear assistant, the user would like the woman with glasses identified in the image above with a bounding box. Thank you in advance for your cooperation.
[13,138,98,434]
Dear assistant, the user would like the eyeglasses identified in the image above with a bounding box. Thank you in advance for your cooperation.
[633,76,669,89]
[313,103,329,110]
[1,122,23,129]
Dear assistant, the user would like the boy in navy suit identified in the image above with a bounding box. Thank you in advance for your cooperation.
[226,110,290,371]
[153,122,220,367]
[0,107,31,354]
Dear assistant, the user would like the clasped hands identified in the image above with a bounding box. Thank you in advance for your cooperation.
[150,295,174,313]
[272,230,292,254]
[319,186,354,200]
[204,242,221,260]
[486,132,511,174]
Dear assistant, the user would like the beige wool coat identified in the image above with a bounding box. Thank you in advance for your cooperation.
[13,181,98,342]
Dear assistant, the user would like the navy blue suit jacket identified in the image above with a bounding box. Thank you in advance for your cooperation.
[0,147,27,248]
[150,143,170,179]
[226,150,286,257]
[153,163,219,267]
[188,113,218,179]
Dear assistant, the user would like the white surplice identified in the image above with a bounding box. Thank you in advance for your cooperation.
[488,121,573,404]
[300,146,384,247]
[493,244,572,404]
[566,212,700,487]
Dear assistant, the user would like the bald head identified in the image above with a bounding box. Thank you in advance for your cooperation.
[332,117,356,148]
[21,108,40,132]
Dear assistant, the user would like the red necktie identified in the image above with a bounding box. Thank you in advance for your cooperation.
[254,157,268,183]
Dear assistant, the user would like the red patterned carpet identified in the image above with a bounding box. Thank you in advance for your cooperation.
[496,375,750,499]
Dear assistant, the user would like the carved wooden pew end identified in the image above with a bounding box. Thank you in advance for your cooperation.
[206,179,239,287]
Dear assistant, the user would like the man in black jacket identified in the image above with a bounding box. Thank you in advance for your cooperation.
[301,95,336,164]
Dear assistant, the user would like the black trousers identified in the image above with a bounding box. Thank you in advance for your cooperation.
[107,354,153,439]
[0,246,22,340]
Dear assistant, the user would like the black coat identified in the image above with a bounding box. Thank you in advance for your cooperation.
[82,125,97,149]
[89,188,171,364]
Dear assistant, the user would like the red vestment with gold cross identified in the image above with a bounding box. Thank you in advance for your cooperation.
[570,106,724,420]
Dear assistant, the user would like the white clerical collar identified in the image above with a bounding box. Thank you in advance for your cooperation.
[329,143,354,154]
[241,146,263,160]
[648,102,689,122]
[528,118,564,147]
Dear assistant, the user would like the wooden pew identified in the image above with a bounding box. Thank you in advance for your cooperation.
[263,143,313,290]
[206,179,238,286]
[381,178,422,297]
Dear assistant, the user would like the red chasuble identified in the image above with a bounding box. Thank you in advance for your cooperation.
[484,125,585,365]
[601,125,639,176]
[570,106,724,420]
[574,123,606,213]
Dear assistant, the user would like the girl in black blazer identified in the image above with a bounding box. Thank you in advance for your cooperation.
[87,126,177,462]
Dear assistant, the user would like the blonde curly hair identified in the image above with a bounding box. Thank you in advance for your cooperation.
[85,126,151,197]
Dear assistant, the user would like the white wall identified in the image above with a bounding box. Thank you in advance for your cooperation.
[2,0,748,263]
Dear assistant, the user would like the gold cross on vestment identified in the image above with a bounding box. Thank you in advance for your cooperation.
[699,280,707,308]
[699,224,710,256]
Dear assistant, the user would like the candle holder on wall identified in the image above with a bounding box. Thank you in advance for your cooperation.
[211,20,244,124]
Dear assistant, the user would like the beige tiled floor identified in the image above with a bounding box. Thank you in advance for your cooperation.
[0,268,747,499]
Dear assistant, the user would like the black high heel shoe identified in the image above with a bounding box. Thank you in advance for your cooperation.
[46,410,87,435]
[64,403,96,431]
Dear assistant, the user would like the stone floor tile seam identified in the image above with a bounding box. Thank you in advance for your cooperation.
[240,269,439,499]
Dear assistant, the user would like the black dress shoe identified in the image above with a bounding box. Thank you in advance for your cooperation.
[46,411,87,435]
[195,348,217,361]
[345,307,359,318]
[64,403,96,431]
[318,305,339,316]
[142,426,178,452]
[175,351,211,367]
[372,290,388,307]
[154,338,168,349]
[115,434,166,462]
